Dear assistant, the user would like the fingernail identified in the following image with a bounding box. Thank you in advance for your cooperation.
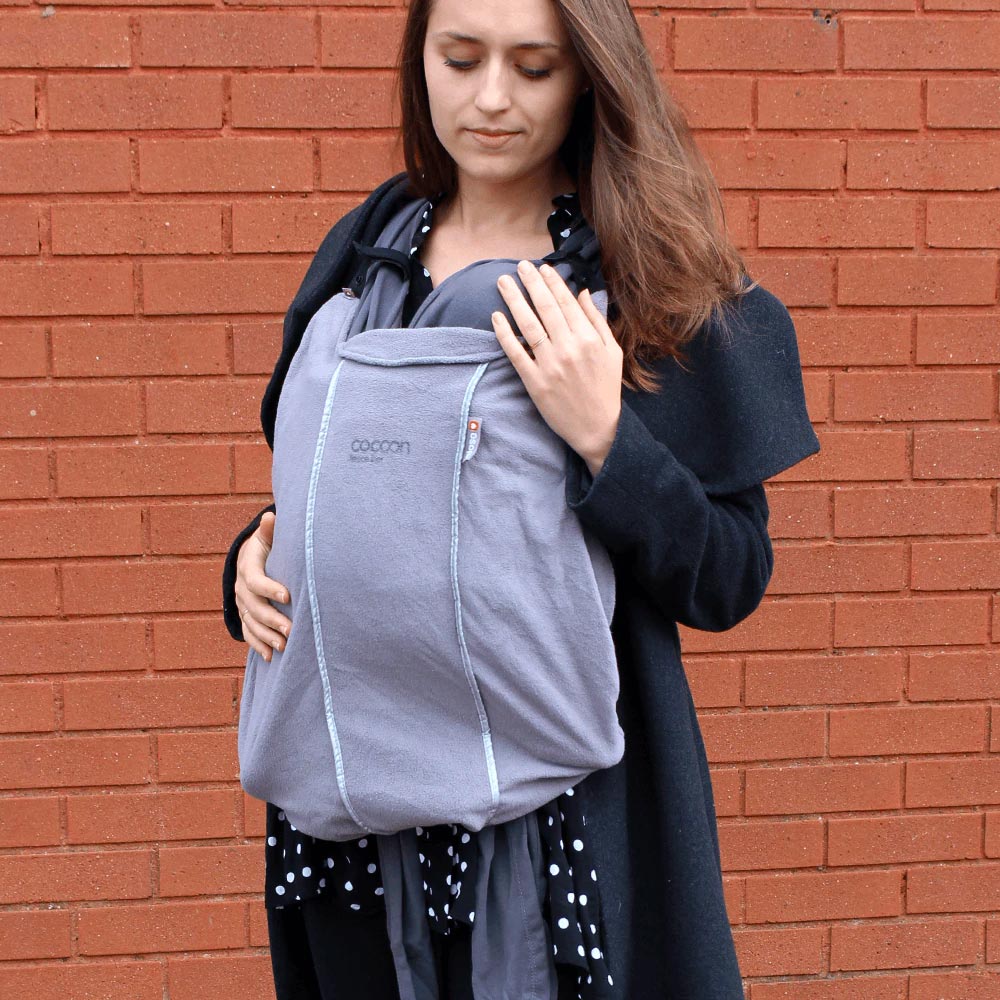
[516,260,531,273]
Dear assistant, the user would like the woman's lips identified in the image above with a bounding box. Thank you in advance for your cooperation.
[468,129,519,148]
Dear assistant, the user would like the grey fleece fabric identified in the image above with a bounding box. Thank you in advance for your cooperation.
[237,193,623,999]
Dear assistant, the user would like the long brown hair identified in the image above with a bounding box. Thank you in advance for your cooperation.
[390,0,759,393]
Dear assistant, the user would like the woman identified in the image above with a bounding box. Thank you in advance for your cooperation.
[223,0,820,997]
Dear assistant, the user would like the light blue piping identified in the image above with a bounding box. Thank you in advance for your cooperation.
[304,358,374,835]
[451,362,501,823]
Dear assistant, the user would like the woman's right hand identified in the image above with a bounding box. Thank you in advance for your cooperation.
[235,511,292,662]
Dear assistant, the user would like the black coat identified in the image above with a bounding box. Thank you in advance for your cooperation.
[222,171,821,999]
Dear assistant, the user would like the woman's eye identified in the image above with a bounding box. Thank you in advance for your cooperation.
[442,58,552,80]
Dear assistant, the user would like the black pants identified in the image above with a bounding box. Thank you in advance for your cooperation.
[266,892,580,999]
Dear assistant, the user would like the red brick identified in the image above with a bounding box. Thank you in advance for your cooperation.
[909,650,1000,701]
[48,74,223,131]
[0,619,148,677]
[78,900,244,956]
[138,138,312,194]
[927,196,1000,248]
[829,811,981,866]
[0,848,151,905]
[67,789,238,844]
[830,917,980,971]
[158,843,262,896]
[52,321,228,377]
[63,676,234,730]
[230,73,396,129]
[0,680,56,733]
[848,140,1000,191]
[0,138,130,194]
[56,443,230,498]
[830,704,987,756]
[674,16,838,71]
[0,503,142,558]
[0,262,133,317]
[845,18,1000,70]
[0,963,163,1000]
[0,324,47,376]
[232,196,357,254]
[759,195,916,249]
[0,75,36,132]
[758,78,921,131]
[138,13,313,67]
[52,203,223,256]
[746,651,904,707]
[0,13,130,68]
[0,202,39,253]
[835,485,991,538]
[0,734,151,790]
[747,868,902,923]
[746,761,902,815]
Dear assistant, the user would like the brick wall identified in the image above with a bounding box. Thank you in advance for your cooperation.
[0,3,998,997]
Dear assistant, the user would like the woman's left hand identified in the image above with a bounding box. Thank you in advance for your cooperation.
[492,260,623,477]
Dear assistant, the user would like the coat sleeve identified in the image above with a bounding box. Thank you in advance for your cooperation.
[221,502,276,642]
[564,399,775,633]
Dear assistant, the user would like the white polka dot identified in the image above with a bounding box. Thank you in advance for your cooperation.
[275,884,285,895]
[428,906,435,917]
[289,823,296,831]
[590,923,597,934]
[286,872,295,883]
[591,947,601,959]
[359,838,367,848]
[267,836,277,847]
[469,911,475,922]
[579,893,588,906]
[296,843,302,854]
[278,811,285,821]
[549,863,560,876]
[578,945,586,957]
[416,827,423,835]
[351,903,361,910]
[460,861,468,872]
[558,917,570,929]
[461,832,471,844]
[418,853,425,863]
[319,878,326,888]
[568,892,575,903]
[591,869,597,881]
[565,787,574,796]
[608,974,614,985]
[572,839,584,852]
[302,867,311,877]
[553,943,558,955]
[368,863,377,874]
[344,880,353,891]
[375,887,384,895]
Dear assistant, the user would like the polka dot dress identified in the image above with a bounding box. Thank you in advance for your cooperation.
[263,189,615,998]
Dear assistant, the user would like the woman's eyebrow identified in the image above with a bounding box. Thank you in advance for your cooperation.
[432,30,563,52]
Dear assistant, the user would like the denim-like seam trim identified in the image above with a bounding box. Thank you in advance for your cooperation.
[305,357,374,835]
[451,361,500,825]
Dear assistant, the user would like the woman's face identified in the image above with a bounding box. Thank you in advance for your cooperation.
[422,0,589,185]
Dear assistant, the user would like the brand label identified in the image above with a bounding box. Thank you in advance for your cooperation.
[348,437,411,462]
[462,418,482,462]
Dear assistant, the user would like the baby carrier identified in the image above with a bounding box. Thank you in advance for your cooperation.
[237,194,625,841]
